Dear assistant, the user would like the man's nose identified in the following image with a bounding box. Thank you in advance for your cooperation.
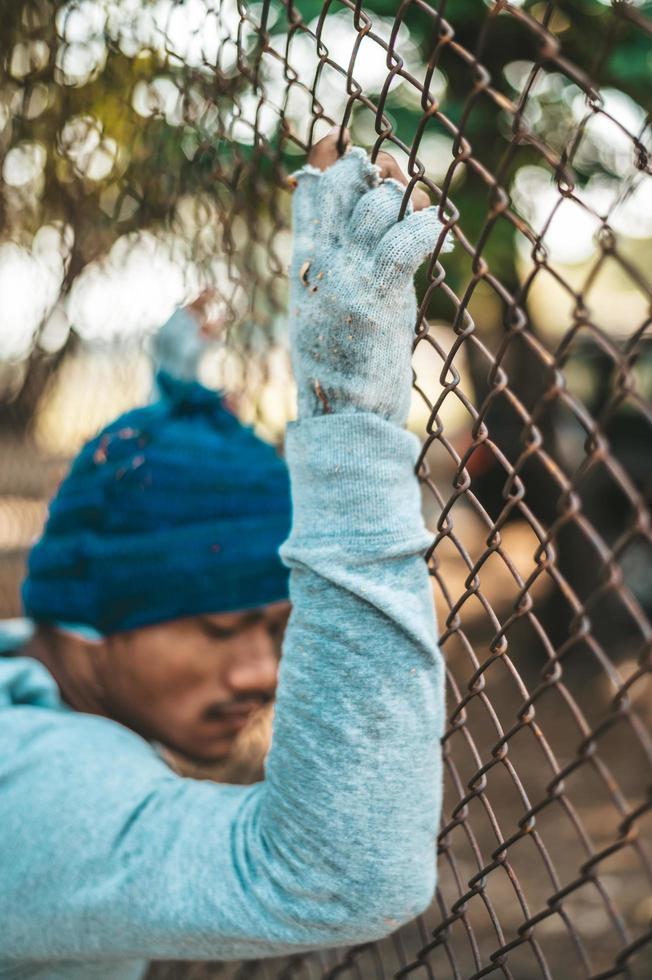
[226,644,278,697]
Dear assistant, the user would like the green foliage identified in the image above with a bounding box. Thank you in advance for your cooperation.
[1,0,650,321]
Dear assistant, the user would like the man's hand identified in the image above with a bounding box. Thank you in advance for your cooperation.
[153,289,226,383]
[287,127,453,425]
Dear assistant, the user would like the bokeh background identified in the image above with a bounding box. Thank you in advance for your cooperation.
[1,1,651,978]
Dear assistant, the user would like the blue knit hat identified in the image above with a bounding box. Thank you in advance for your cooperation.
[22,372,291,635]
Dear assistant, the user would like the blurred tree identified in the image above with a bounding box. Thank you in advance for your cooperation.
[0,0,649,433]
[0,0,251,429]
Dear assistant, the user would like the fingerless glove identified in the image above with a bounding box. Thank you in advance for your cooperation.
[288,145,453,426]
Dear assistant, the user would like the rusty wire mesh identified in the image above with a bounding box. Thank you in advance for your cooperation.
[1,1,652,978]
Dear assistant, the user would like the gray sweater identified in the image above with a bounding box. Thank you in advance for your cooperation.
[0,413,445,980]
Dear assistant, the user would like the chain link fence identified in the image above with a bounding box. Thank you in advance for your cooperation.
[1,1,651,977]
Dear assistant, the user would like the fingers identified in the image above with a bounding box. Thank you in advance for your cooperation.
[307,126,351,170]
[308,129,378,229]
[291,134,429,209]
[374,151,430,212]
[287,128,352,253]
[187,287,218,317]
[319,146,381,230]
[376,206,454,277]
[306,140,429,211]
[291,136,383,250]
[288,133,435,255]
[347,158,431,246]
[349,179,415,246]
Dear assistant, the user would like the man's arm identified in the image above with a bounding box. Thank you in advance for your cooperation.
[0,135,450,961]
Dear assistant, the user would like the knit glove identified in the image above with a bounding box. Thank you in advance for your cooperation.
[288,145,453,426]
[152,307,206,383]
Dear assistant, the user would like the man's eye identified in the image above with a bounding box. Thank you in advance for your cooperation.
[202,623,238,640]
[268,615,290,638]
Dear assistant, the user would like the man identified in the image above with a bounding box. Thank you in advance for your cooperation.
[0,130,452,979]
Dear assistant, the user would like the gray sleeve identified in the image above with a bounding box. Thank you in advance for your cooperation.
[0,413,445,961]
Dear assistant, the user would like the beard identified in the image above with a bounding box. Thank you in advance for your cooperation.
[159,700,274,786]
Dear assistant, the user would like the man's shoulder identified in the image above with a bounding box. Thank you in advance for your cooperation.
[0,650,164,782]
[0,661,175,850]
[0,617,35,654]
[1,675,156,759]
[0,618,58,712]
[0,649,61,712]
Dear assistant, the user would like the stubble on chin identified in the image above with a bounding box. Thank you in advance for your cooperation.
[161,702,274,785]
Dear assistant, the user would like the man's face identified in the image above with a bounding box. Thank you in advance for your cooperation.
[96,601,290,762]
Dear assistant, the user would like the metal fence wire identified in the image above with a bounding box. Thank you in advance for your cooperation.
[1,1,652,978]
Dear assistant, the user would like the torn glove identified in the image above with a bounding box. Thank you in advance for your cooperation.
[288,145,453,426]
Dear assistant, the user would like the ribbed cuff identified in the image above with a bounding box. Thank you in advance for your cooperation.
[283,412,430,549]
